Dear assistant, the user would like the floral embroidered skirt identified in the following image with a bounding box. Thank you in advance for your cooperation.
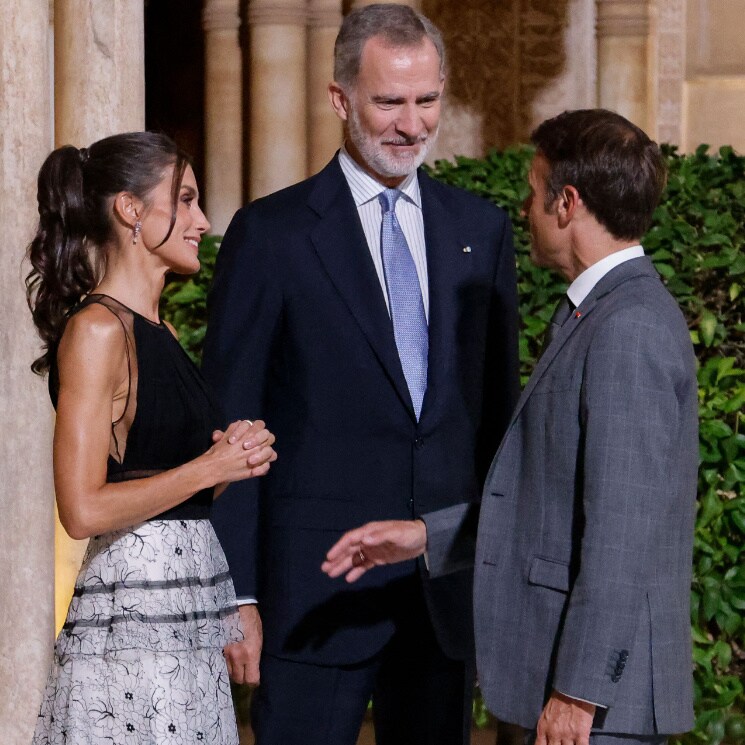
[32,520,244,745]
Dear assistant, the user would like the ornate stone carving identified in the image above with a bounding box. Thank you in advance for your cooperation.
[654,0,685,145]
[425,0,582,153]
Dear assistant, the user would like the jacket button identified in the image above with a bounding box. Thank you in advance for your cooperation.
[414,437,425,449]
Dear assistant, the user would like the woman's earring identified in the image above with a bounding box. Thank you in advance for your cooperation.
[132,220,142,244]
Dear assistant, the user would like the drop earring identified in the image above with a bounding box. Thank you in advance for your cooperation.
[132,220,142,244]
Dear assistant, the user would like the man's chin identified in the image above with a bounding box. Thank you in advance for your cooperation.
[376,149,427,178]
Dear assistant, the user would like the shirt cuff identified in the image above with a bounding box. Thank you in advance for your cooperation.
[236,596,258,606]
[555,689,606,709]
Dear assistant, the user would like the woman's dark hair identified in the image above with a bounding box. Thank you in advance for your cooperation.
[26,131,190,374]
[530,109,667,241]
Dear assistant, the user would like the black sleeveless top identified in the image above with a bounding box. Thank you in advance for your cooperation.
[50,294,223,521]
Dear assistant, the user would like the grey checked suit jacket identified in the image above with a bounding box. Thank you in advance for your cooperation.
[424,257,698,736]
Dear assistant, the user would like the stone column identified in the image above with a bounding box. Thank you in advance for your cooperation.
[203,0,243,235]
[54,0,145,146]
[596,0,651,130]
[307,0,343,175]
[53,0,146,632]
[247,0,308,198]
[351,0,422,8]
[0,1,55,741]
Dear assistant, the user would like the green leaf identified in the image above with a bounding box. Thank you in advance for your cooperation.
[699,310,718,347]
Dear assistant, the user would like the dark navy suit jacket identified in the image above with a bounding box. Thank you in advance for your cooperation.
[202,156,519,666]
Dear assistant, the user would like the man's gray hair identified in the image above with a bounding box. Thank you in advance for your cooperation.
[333,3,446,89]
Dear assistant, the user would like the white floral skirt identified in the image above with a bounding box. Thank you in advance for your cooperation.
[33,519,244,745]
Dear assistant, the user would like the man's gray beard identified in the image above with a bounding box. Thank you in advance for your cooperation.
[347,104,439,179]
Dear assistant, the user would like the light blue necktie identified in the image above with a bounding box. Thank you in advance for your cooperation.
[379,188,428,419]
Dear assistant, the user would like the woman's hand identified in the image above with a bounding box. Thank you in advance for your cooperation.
[209,419,277,494]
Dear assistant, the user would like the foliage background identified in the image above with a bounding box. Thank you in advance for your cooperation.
[162,145,745,744]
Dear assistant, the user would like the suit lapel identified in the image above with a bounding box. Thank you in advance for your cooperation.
[418,171,467,425]
[308,159,414,416]
[496,257,661,454]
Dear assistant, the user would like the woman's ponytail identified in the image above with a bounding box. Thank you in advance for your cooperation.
[26,145,99,374]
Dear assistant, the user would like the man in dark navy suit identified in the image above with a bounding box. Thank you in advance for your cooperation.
[202,4,519,744]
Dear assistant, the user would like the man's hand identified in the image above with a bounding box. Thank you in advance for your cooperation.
[321,519,427,583]
[223,604,263,685]
[535,690,595,745]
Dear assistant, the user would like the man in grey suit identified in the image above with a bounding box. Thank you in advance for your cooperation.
[323,109,699,745]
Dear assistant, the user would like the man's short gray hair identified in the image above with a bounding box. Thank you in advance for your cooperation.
[333,3,446,90]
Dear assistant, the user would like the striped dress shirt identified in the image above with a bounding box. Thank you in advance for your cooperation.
[338,147,430,321]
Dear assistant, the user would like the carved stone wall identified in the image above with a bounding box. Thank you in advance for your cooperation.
[425,0,596,160]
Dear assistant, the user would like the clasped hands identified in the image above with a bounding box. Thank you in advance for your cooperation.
[211,419,277,496]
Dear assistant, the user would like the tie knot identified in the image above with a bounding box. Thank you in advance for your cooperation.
[379,188,401,214]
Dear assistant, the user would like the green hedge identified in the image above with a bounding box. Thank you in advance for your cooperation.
[162,144,745,744]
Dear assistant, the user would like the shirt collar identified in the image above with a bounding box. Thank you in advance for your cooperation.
[567,245,645,308]
[338,145,421,209]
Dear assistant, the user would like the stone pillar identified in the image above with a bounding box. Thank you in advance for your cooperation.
[596,0,651,130]
[203,0,244,235]
[53,0,146,632]
[54,0,145,146]
[247,0,308,198]
[653,0,685,146]
[307,0,343,175]
[0,1,55,741]
[351,0,422,8]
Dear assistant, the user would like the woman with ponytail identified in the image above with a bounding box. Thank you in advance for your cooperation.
[26,132,275,744]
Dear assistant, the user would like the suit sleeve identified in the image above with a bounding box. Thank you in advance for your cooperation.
[201,206,283,599]
[551,304,695,707]
[476,211,520,485]
[422,502,480,577]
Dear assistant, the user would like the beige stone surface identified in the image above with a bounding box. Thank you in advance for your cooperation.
[683,77,745,153]
[307,0,343,176]
[687,0,745,75]
[597,36,650,131]
[0,1,55,741]
[53,0,147,632]
[204,0,244,234]
[248,7,308,198]
[54,0,145,147]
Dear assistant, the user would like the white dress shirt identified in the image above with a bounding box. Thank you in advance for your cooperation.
[567,245,645,308]
[338,146,430,320]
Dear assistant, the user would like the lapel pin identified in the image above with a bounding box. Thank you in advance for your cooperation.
[574,310,582,318]
[463,246,472,253]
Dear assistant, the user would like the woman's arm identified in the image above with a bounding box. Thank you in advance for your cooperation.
[53,305,275,539]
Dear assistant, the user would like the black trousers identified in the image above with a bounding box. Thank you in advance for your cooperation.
[251,581,474,745]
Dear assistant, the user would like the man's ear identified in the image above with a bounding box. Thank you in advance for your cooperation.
[113,192,143,229]
[557,185,581,228]
[328,82,350,122]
